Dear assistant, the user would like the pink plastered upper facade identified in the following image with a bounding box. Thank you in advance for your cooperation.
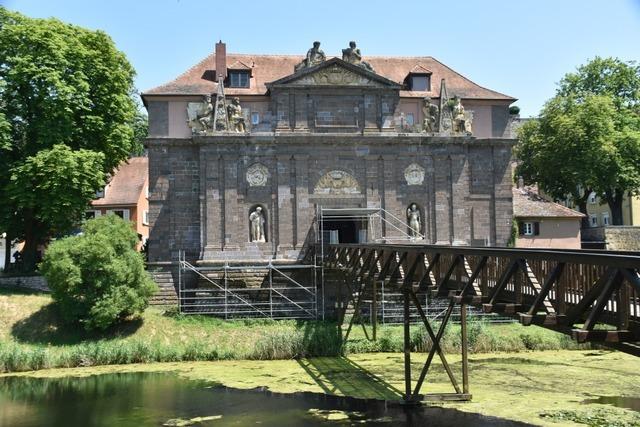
[143,43,516,139]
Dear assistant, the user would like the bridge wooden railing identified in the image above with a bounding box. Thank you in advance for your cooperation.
[322,243,640,402]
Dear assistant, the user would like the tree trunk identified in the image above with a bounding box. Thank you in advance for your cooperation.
[577,189,591,229]
[606,190,624,225]
[3,232,10,273]
[22,209,40,272]
[577,199,589,229]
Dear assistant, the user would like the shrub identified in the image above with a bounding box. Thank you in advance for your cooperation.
[509,105,520,115]
[40,215,157,331]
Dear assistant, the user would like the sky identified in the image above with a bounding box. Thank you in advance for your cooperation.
[3,0,640,117]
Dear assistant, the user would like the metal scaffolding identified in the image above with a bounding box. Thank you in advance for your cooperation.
[178,251,319,319]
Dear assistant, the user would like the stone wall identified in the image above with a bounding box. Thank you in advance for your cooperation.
[0,275,49,292]
[147,134,515,263]
[582,226,640,251]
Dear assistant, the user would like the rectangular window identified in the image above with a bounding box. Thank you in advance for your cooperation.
[108,209,130,221]
[405,113,414,126]
[143,210,149,225]
[95,188,105,198]
[589,192,597,204]
[315,96,358,127]
[85,210,101,220]
[519,221,540,236]
[251,112,260,125]
[410,75,430,91]
[602,213,610,226]
[590,214,598,227]
[229,71,249,88]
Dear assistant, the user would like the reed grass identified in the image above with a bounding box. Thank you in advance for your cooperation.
[0,288,585,373]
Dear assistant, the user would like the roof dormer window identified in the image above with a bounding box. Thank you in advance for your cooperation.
[229,71,250,88]
[410,75,430,91]
[227,61,252,88]
[406,65,432,91]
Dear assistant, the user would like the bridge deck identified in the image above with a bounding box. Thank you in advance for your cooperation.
[322,243,640,402]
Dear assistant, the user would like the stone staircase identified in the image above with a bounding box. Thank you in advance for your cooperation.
[148,269,179,306]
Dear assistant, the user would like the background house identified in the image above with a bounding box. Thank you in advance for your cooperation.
[513,184,585,249]
[88,157,149,249]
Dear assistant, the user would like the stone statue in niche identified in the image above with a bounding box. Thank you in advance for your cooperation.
[186,95,214,134]
[249,206,266,242]
[342,41,374,72]
[227,97,246,133]
[404,163,425,186]
[422,97,439,133]
[407,204,422,240]
[246,163,270,187]
[294,41,326,72]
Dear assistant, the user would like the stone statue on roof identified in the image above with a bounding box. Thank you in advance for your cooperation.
[451,96,472,134]
[294,41,326,72]
[422,97,439,133]
[186,94,214,135]
[227,97,246,133]
[342,41,374,72]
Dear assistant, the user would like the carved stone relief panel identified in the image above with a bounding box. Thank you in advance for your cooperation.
[296,64,376,86]
[314,170,360,194]
[404,163,425,186]
[246,163,270,187]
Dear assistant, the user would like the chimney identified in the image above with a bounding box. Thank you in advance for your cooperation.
[215,40,227,82]
[517,176,524,189]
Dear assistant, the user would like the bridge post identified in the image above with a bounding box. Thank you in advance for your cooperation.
[461,301,469,394]
[403,287,412,401]
[372,280,378,341]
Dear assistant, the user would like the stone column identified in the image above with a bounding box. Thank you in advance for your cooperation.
[223,155,240,251]
[433,154,452,244]
[295,155,311,250]
[451,153,471,245]
[276,154,294,256]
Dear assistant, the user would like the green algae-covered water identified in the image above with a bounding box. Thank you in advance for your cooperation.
[0,372,531,426]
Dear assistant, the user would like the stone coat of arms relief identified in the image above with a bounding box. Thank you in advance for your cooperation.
[246,163,270,187]
[314,170,360,194]
[404,163,425,186]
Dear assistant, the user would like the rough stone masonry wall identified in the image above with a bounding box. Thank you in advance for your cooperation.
[603,227,640,251]
[581,226,640,251]
[0,275,49,292]
[147,134,515,264]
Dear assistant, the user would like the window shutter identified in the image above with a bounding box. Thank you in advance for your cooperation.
[518,221,524,236]
[534,222,540,236]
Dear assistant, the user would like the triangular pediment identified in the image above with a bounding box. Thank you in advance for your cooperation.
[266,58,401,89]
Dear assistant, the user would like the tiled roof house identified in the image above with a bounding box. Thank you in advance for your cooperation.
[88,157,149,248]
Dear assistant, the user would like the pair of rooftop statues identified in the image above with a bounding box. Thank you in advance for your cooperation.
[294,40,374,72]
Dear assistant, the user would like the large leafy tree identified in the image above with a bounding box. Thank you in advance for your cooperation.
[516,57,640,225]
[0,8,138,270]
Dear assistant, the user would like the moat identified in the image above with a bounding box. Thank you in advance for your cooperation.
[0,372,528,426]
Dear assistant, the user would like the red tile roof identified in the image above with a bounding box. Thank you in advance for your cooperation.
[143,52,515,101]
[92,157,148,207]
[513,186,585,218]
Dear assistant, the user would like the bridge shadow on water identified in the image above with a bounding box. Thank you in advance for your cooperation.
[297,356,404,401]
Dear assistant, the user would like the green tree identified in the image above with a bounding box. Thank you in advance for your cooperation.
[0,8,138,270]
[516,57,640,225]
[40,215,157,331]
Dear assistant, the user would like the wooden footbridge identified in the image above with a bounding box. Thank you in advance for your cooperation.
[322,243,640,404]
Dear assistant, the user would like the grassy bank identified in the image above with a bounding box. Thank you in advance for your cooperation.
[0,288,585,373]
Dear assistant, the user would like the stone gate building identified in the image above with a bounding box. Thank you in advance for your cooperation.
[142,41,516,268]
